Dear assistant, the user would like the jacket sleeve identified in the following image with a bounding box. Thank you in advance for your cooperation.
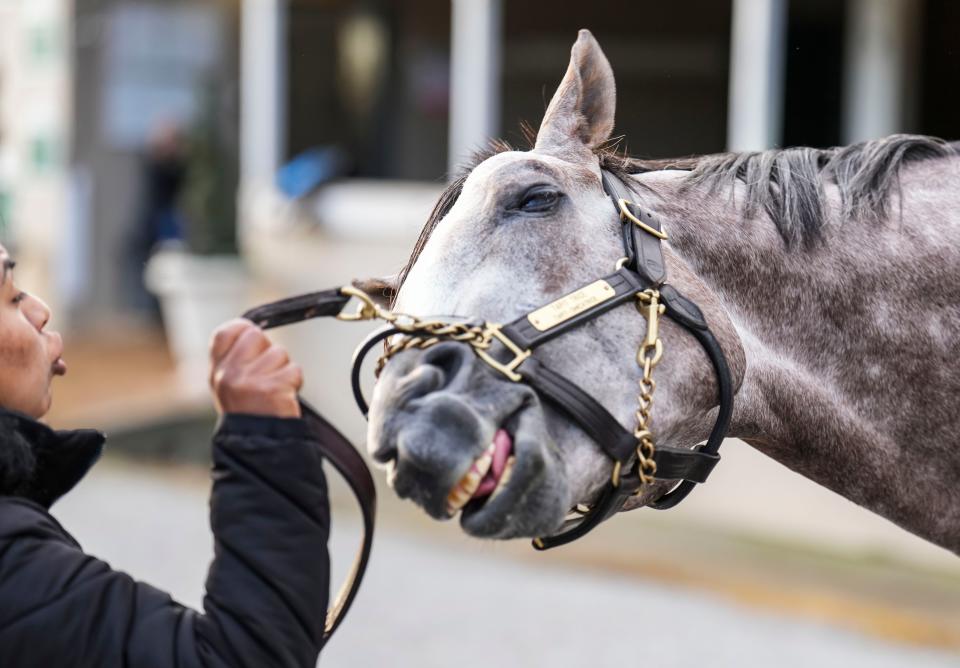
[188,414,331,667]
[0,414,331,668]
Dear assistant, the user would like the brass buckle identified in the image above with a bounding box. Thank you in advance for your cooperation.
[473,324,531,382]
[337,285,380,321]
[618,198,668,240]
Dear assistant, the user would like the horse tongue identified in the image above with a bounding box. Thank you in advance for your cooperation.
[473,429,513,498]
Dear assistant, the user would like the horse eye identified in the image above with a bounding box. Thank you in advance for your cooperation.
[519,187,561,213]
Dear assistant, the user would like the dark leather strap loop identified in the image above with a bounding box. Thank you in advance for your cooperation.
[351,325,404,417]
[650,323,733,510]
[534,484,621,551]
[659,284,708,330]
[652,446,720,483]
[520,358,636,464]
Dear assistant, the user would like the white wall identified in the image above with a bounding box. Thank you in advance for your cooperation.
[0,0,74,321]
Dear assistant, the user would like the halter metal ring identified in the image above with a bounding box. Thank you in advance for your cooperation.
[618,198,668,240]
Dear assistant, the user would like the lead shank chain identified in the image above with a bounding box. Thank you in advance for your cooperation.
[376,321,490,375]
[337,286,491,376]
[634,289,664,488]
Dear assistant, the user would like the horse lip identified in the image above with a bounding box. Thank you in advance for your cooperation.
[458,407,543,536]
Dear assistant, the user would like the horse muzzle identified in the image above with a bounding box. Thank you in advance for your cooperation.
[367,342,571,537]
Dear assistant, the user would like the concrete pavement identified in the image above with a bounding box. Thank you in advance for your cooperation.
[52,458,960,668]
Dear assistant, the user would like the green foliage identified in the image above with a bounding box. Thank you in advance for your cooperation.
[180,80,239,255]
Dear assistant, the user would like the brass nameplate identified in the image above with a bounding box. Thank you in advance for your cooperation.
[527,280,616,331]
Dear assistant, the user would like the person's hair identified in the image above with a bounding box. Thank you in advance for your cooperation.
[0,413,37,496]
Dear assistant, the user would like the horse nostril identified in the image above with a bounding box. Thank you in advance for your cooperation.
[373,342,477,478]
[371,443,397,464]
[395,342,474,406]
[420,342,472,388]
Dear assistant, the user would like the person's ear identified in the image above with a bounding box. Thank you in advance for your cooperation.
[534,29,616,162]
[352,275,398,307]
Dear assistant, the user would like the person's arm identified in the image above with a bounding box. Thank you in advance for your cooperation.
[125,407,331,668]
[181,319,332,666]
[0,320,331,668]
[190,414,330,667]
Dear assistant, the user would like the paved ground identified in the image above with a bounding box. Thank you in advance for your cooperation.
[52,459,960,668]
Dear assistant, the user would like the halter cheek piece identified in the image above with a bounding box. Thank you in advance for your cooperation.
[240,169,734,639]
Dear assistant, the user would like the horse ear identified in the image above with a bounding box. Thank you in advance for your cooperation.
[535,29,616,157]
[352,275,398,307]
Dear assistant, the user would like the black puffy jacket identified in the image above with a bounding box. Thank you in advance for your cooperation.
[0,408,330,667]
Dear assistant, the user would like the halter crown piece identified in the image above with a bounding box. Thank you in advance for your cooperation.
[240,169,734,638]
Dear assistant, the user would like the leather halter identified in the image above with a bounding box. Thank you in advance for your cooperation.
[240,168,734,639]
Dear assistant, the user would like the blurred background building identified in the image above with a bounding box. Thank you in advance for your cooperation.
[1,0,958,329]
[1,0,960,662]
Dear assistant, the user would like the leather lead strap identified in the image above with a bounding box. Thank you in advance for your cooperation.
[243,288,352,329]
[242,291,377,644]
[298,400,376,641]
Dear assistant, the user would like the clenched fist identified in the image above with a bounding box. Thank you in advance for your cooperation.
[209,319,303,419]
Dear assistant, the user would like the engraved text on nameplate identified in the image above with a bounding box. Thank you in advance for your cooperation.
[527,280,616,331]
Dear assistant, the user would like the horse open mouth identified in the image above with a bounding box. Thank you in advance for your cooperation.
[445,427,517,519]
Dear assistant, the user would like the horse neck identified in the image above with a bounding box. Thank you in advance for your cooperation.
[633,167,960,554]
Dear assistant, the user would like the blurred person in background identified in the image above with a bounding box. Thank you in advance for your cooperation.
[0,243,333,667]
[139,121,188,247]
[128,120,188,317]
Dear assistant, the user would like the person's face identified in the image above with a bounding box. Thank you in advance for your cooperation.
[0,245,66,418]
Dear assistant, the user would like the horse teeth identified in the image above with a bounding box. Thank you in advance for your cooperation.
[489,456,516,501]
[385,460,398,488]
[445,469,481,515]
[474,452,493,478]
[445,442,499,516]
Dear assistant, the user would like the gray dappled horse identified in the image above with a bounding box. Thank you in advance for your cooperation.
[362,30,960,554]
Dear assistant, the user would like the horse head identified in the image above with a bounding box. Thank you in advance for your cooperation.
[362,30,744,540]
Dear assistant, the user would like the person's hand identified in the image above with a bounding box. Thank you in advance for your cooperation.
[209,319,303,419]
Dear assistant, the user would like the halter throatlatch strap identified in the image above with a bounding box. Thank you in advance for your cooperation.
[242,290,377,643]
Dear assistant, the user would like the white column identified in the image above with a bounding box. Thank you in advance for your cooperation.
[448,0,501,174]
[842,0,919,143]
[6,0,75,320]
[240,0,286,188]
[726,0,788,151]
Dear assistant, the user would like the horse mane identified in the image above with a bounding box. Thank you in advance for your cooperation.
[644,134,958,248]
[395,133,958,298]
